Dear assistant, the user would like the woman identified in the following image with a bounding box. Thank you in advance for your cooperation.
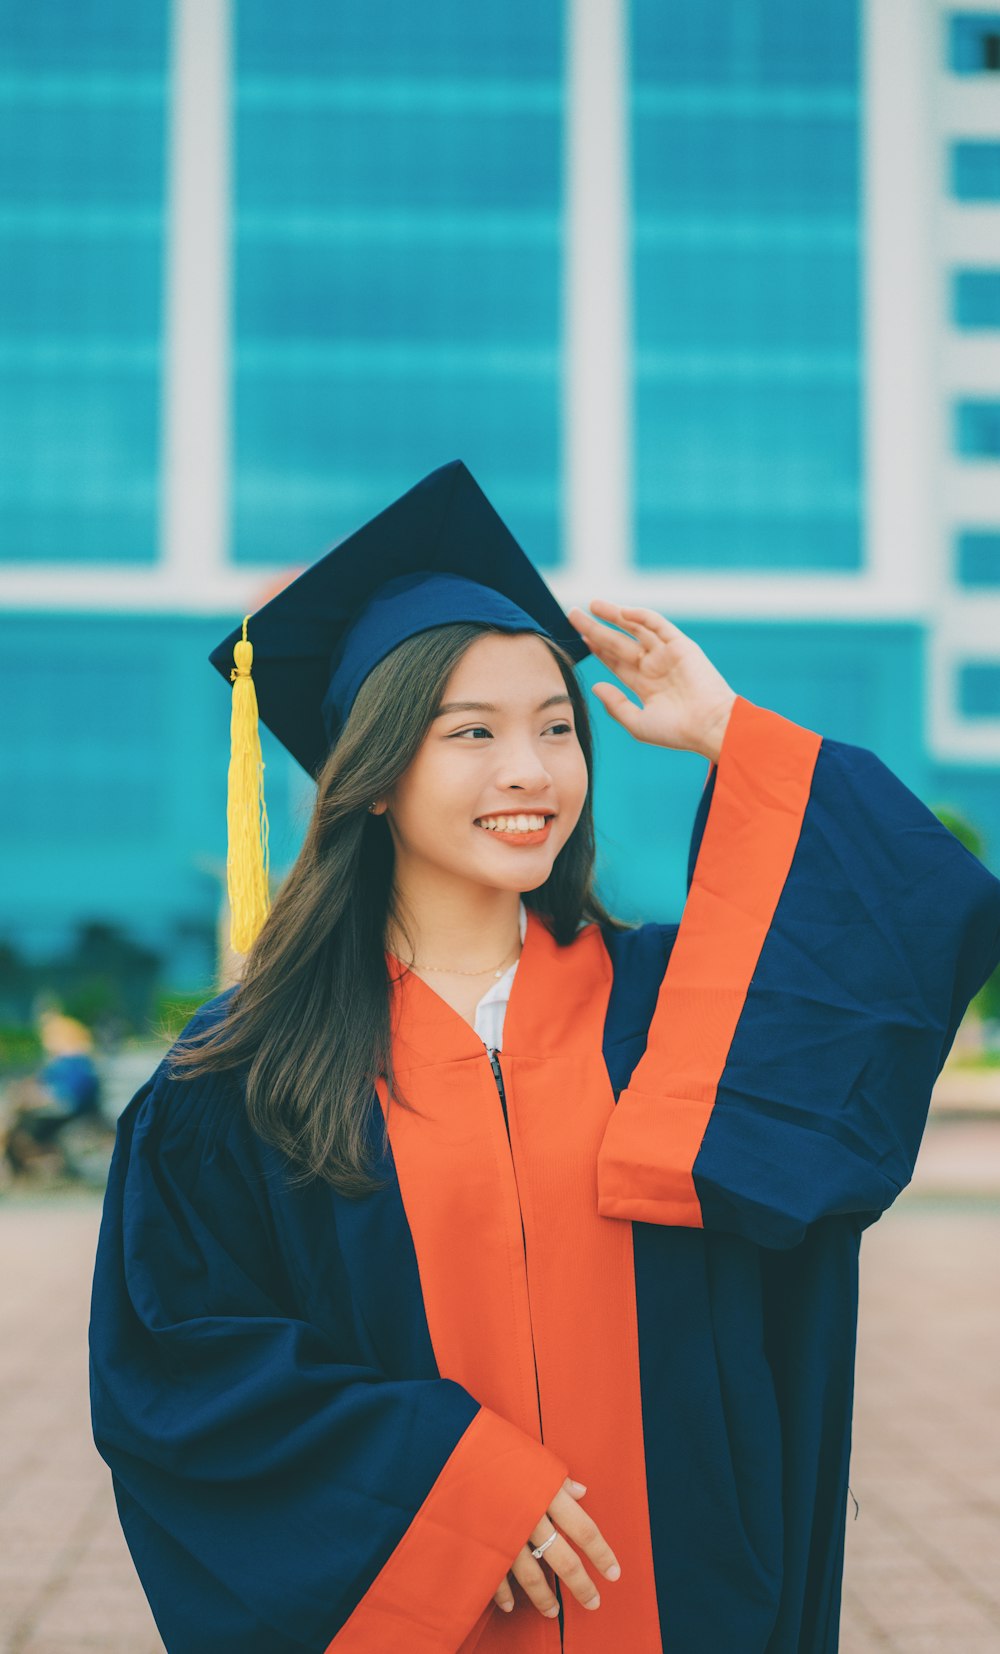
[89,460,1000,1654]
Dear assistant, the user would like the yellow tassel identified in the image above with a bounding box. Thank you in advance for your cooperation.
[227,615,271,954]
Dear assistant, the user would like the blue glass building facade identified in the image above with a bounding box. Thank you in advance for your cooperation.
[631,1,862,573]
[2,0,999,997]
[0,3,168,563]
[232,0,564,569]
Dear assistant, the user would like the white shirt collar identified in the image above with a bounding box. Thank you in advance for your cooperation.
[472,898,528,1046]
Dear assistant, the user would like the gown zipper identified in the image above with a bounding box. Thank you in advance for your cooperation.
[486,1045,565,1648]
[486,1045,544,1433]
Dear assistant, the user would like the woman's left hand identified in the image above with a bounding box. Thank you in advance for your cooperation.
[567,600,738,763]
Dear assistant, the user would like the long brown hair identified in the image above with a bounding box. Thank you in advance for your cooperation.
[168,622,630,1196]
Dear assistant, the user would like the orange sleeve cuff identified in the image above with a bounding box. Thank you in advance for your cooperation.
[327,1405,570,1652]
[596,694,821,1229]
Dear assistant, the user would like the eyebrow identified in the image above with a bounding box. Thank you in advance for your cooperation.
[434,693,573,717]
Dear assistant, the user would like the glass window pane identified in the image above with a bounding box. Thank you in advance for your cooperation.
[631,0,862,571]
[955,400,1000,457]
[951,141,1000,201]
[0,3,168,564]
[1,640,165,841]
[953,269,1000,328]
[948,13,1000,74]
[630,0,857,88]
[0,0,165,73]
[959,663,1000,717]
[233,367,558,567]
[0,364,161,562]
[237,0,558,79]
[956,529,1000,585]
[231,8,563,567]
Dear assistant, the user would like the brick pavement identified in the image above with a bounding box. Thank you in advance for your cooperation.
[0,1195,162,1653]
[0,1120,998,1653]
[841,1193,1000,1651]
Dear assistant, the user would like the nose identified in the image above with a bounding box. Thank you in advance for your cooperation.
[494,734,554,796]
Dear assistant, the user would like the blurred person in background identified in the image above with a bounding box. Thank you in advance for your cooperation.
[3,1009,102,1177]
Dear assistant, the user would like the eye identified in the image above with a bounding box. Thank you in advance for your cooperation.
[448,721,573,740]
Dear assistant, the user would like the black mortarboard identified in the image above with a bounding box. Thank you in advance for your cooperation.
[209,458,590,951]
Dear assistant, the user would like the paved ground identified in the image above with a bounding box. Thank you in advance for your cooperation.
[0,1118,998,1652]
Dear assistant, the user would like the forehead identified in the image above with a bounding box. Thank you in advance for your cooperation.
[432,634,574,723]
[443,630,564,693]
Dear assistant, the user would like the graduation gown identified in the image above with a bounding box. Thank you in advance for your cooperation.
[88,694,1000,1654]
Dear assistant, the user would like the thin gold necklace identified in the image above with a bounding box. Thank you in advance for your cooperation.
[397,931,522,980]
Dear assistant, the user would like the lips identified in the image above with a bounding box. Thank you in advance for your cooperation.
[473,813,556,845]
[474,812,555,832]
[474,809,555,821]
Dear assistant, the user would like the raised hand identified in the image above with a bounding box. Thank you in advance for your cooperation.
[567,599,737,763]
[493,1476,621,1619]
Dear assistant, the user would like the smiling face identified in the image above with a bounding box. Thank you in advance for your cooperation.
[377,630,590,901]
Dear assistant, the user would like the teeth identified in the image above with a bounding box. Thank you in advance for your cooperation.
[476,814,548,832]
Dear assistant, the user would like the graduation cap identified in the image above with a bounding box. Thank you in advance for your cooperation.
[210,459,590,953]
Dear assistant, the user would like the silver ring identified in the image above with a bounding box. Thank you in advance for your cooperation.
[530,1530,558,1560]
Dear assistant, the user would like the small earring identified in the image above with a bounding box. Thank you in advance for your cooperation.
[368,803,379,814]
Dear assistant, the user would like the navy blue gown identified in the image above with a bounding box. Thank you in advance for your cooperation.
[89,695,1000,1652]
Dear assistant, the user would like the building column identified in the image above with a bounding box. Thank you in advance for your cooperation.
[160,0,232,589]
[563,0,632,591]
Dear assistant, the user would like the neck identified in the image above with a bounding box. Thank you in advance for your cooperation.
[386,873,523,975]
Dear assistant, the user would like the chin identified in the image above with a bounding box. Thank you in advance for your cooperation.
[469,857,546,892]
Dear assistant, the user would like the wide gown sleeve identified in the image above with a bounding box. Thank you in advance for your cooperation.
[596,693,1000,1249]
[89,1058,569,1654]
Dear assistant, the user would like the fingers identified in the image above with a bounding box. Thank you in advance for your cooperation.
[499,1480,621,1622]
[572,598,684,653]
[589,598,662,652]
[493,1575,516,1614]
[509,1531,563,1619]
[568,602,682,697]
[512,1523,595,1619]
[567,605,642,672]
[595,598,685,646]
[591,682,648,739]
[547,1486,621,1584]
[618,616,661,655]
[508,1488,621,1619]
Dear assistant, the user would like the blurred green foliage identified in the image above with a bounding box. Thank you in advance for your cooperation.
[932,803,1000,1024]
[153,991,218,1043]
[0,1023,43,1068]
[0,922,217,1070]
